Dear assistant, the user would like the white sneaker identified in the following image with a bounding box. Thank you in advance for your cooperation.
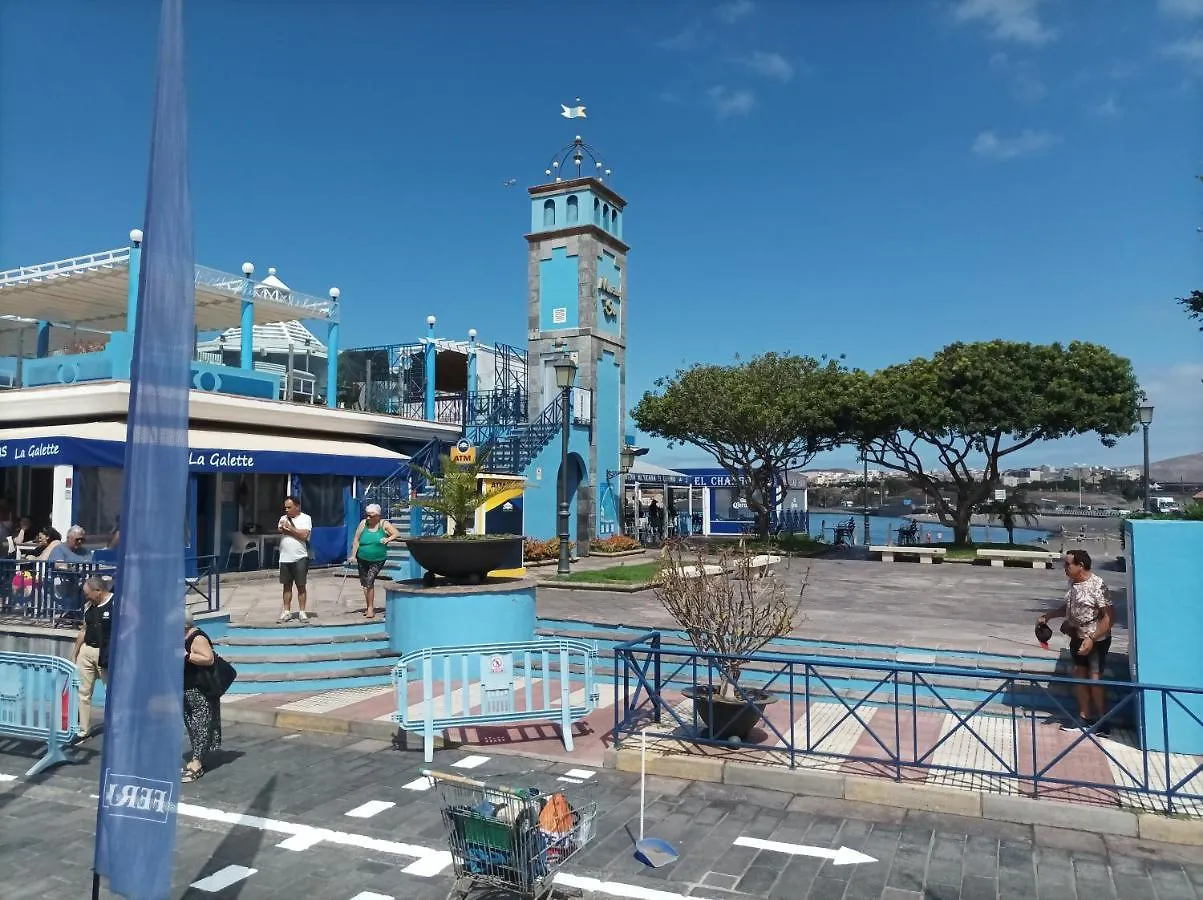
[277,611,294,623]
[297,611,310,623]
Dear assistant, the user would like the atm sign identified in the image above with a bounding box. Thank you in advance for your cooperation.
[450,439,476,466]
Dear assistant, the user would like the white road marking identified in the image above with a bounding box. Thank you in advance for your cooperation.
[554,872,720,899]
[451,754,490,769]
[190,865,258,892]
[402,776,432,791]
[0,773,16,783]
[345,800,396,818]
[733,836,876,865]
[564,768,596,780]
[557,777,585,784]
[277,831,325,852]
[350,893,394,900]
[177,802,450,876]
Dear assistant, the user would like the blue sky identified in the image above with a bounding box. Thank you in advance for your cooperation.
[1,0,1200,471]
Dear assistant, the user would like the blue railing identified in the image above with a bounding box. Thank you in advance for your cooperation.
[0,554,221,625]
[612,632,1203,815]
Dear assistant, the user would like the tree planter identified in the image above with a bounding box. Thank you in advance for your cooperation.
[682,684,776,741]
[406,536,523,585]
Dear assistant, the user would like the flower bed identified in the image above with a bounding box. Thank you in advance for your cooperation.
[523,537,574,563]
[590,535,642,555]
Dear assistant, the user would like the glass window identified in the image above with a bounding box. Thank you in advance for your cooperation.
[543,199,555,229]
[75,467,124,537]
[303,475,349,527]
[566,195,579,225]
[711,487,757,522]
[252,474,289,530]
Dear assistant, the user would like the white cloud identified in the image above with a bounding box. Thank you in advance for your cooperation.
[1159,0,1203,18]
[737,51,795,83]
[1162,33,1203,63]
[659,23,703,51]
[951,0,1056,46]
[1090,95,1122,118]
[988,51,1047,100]
[716,0,755,23]
[971,129,1062,160]
[707,85,757,118]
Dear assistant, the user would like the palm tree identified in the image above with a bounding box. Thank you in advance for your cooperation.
[984,491,1041,545]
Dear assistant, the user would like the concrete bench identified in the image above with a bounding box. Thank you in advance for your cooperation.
[976,549,1061,569]
[870,546,946,564]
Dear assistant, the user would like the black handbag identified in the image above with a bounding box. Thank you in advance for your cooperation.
[200,655,238,698]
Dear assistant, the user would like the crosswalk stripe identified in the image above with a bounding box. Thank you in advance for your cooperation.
[350,893,393,900]
[190,865,257,892]
[451,755,489,770]
[345,800,396,818]
[401,777,431,792]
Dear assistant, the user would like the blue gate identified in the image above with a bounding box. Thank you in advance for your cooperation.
[393,640,599,762]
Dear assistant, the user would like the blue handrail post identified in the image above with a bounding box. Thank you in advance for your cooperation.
[652,632,662,725]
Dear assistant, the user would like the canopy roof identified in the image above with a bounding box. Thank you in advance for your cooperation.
[629,460,690,486]
[0,247,337,354]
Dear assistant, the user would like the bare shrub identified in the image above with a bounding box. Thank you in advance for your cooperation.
[654,539,809,698]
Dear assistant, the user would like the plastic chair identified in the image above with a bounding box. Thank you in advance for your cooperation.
[225,535,260,572]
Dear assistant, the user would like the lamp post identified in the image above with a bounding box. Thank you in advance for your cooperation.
[553,350,579,575]
[1138,403,1154,512]
[862,450,871,546]
[607,444,644,536]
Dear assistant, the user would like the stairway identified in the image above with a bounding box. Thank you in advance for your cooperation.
[470,391,566,476]
[215,619,395,693]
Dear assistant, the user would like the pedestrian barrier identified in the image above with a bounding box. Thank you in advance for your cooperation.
[394,639,600,762]
[0,651,80,776]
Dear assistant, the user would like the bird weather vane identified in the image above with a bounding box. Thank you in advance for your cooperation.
[561,97,586,119]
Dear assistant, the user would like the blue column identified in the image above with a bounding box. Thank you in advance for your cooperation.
[126,228,143,335]
[466,328,478,404]
[35,321,51,358]
[239,262,255,369]
[327,287,340,408]
[424,314,436,420]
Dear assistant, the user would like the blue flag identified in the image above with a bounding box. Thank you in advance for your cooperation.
[93,0,194,897]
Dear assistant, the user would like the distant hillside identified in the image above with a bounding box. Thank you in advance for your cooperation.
[1149,452,1203,483]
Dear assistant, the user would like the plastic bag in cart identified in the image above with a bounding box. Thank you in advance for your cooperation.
[538,793,576,865]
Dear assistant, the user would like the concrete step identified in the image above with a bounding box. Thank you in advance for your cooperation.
[219,641,392,660]
[229,667,393,692]
[218,631,389,649]
[227,649,398,676]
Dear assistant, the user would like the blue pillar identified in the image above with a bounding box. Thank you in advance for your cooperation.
[424,314,436,420]
[327,287,340,408]
[466,328,478,404]
[126,228,143,335]
[35,321,51,358]
[239,262,255,369]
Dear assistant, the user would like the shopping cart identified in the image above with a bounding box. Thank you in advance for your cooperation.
[420,768,598,900]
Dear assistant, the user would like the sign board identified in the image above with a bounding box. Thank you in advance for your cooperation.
[450,438,476,466]
[994,489,1006,501]
[480,652,514,692]
[552,307,567,324]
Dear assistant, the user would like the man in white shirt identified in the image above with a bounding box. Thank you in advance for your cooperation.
[277,495,313,623]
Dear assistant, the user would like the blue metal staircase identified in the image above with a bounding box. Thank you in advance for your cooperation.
[466,389,567,476]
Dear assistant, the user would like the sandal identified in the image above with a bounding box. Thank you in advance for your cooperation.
[181,766,204,783]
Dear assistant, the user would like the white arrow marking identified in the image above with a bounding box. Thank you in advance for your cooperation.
[733,836,877,866]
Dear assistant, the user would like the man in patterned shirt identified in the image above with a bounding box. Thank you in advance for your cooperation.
[1036,549,1115,735]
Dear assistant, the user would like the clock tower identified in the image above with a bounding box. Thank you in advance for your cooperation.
[525,135,627,540]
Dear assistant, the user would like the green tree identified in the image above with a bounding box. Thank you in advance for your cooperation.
[1179,290,1203,330]
[409,449,512,536]
[983,491,1041,544]
[850,340,1142,545]
[632,353,855,539]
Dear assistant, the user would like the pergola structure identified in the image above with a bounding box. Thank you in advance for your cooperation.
[0,231,341,405]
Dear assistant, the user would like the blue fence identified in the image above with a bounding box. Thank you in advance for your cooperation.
[394,639,599,763]
[0,554,221,625]
[0,651,80,776]
[612,632,1203,815]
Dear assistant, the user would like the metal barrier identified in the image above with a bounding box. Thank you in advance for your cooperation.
[394,639,600,763]
[0,554,221,624]
[0,651,80,776]
[613,632,1203,815]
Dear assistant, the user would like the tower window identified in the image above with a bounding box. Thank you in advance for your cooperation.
[593,197,601,226]
[566,195,579,225]
[602,204,610,232]
[610,209,618,234]
[543,199,555,229]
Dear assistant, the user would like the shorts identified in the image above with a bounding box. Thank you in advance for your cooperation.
[280,558,309,590]
[1068,634,1111,677]
[357,558,386,589]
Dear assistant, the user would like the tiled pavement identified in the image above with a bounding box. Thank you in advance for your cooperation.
[3,721,1203,900]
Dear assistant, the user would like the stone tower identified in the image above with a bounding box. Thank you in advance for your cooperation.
[525,135,627,540]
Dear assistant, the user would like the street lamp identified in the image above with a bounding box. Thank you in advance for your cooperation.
[553,350,579,575]
[1138,403,1154,512]
[607,444,646,537]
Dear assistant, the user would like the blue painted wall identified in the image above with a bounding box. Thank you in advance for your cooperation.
[594,351,621,535]
[1126,520,1203,754]
[531,189,621,237]
[538,247,580,331]
[522,423,591,541]
[596,251,622,337]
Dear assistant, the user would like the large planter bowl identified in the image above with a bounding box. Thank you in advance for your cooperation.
[682,684,776,741]
[406,535,523,585]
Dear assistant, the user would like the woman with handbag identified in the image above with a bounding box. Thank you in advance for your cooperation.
[183,610,224,782]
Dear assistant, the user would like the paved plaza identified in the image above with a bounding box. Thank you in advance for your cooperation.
[3,721,1203,900]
